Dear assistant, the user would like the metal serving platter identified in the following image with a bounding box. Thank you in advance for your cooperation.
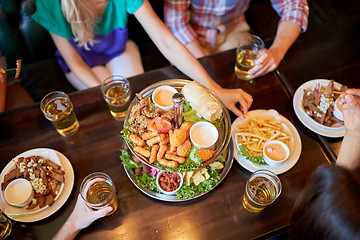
[123,139,234,202]
[123,79,232,172]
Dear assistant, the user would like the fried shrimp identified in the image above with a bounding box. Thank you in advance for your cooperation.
[149,144,160,164]
[134,146,151,158]
[158,158,178,168]
[165,153,186,164]
[141,131,158,140]
[157,144,168,160]
[129,134,145,147]
[146,134,166,147]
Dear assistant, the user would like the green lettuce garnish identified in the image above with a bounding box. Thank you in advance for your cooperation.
[176,167,222,199]
[238,143,267,165]
[135,173,160,193]
[183,101,223,128]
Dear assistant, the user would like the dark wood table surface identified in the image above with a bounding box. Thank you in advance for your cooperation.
[276,14,360,160]
[0,49,330,239]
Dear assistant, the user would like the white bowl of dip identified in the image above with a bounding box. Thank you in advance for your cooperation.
[333,98,344,121]
[263,140,290,166]
[152,85,178,111]
[4,178,34,208]
[190,121,219,149]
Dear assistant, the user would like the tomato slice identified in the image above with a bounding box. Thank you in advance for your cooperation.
[147,118,158,131]
[155,117,172,133]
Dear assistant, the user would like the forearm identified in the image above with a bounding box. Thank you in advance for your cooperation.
[337,131,360,169]
[52,215,80,240]
[135,1,221,92]
[185,39,209,59]
[269,21,301,61]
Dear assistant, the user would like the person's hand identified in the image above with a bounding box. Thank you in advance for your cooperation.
[338,89,360,133]
[69,194,113,230]
[213,87,253,118]
[248,48,282,79]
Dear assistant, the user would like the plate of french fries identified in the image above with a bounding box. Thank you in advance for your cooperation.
[231,109,302,175]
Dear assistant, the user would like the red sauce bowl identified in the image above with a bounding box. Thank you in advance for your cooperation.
[156,171,183,195]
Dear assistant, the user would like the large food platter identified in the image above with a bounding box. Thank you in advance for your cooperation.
[123,140,234,202]
[123,79,231,172]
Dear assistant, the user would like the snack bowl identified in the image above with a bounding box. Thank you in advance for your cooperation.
[156,170,183,195]
[152,85,178,111]
[263,140,290,166]
[333,98,344,121]
[190,121,219,149]
[4,178,34,208]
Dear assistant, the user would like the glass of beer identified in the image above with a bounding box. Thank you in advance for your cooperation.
[40,91,80,136]
[0,210,12,239]
[242,169,282,213]
[101,75,131,121]
[80,172,118,216]
[235,35,264,81]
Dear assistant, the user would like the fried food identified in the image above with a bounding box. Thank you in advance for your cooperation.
[196,149,215,162]
[236,116,291,156]
[170,129,186,147]
[129,134,146,147]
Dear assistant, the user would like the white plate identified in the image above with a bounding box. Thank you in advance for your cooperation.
[0,148,74,222]
[293,79,345,137]
[231,109,302,175]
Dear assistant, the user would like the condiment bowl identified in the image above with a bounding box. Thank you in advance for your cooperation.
[152,85,178,111]
[4,178,34,208]
[156,170,183,195]
[190,121,219,149]
[263,140,290,166]
[333,98,344,121]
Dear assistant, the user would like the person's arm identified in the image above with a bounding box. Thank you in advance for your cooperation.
[336,89,360,169]
[49,33,102,88]
[135,0,252,117]
[249,0,309,78]
[53,194,112,240]
[248,21,301,78]
[164,0,209,58]
[0,68,7,113]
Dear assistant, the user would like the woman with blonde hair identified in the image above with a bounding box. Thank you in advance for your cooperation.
[32,0,253,117]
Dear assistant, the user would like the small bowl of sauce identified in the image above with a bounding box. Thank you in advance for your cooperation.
[333,98,344,121]
[190,121,218,149]
[152,86,178,111]
[156,171,183,195]
[4,178,34,208]
[263,140,290,166]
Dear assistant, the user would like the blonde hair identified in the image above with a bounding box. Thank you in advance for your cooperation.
[61,0,100,50]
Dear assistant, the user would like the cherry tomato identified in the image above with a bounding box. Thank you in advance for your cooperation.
[147,118,157,131]
[155,117,172,133]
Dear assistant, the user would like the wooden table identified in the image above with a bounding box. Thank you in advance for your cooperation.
[0,49,329,239]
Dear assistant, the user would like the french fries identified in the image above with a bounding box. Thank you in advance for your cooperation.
[235,116,291,156]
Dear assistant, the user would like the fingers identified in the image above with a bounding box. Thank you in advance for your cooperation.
[248,50,277,78]
[346,88,360,96]
[93,206,113,220]
[228,104,244,118]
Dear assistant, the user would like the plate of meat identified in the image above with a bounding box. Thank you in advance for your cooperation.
[0,148,74,222]
[293,79,346,137]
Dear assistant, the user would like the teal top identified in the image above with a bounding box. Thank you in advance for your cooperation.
[32,0,144,73]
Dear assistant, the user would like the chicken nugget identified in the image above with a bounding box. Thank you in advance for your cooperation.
[170,129,186,147]
[196,149,215,162]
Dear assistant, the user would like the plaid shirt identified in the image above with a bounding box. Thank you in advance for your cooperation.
[164,0,309,47]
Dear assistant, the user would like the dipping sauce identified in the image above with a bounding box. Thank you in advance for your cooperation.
[264,143,287,161]
[190,122,218,149]
[5,178,33,207]
[336,99,343,113]
[154,90,175,108]
[158,172,181,192]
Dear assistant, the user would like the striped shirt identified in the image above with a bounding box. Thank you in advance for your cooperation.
[165,0,309,47]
